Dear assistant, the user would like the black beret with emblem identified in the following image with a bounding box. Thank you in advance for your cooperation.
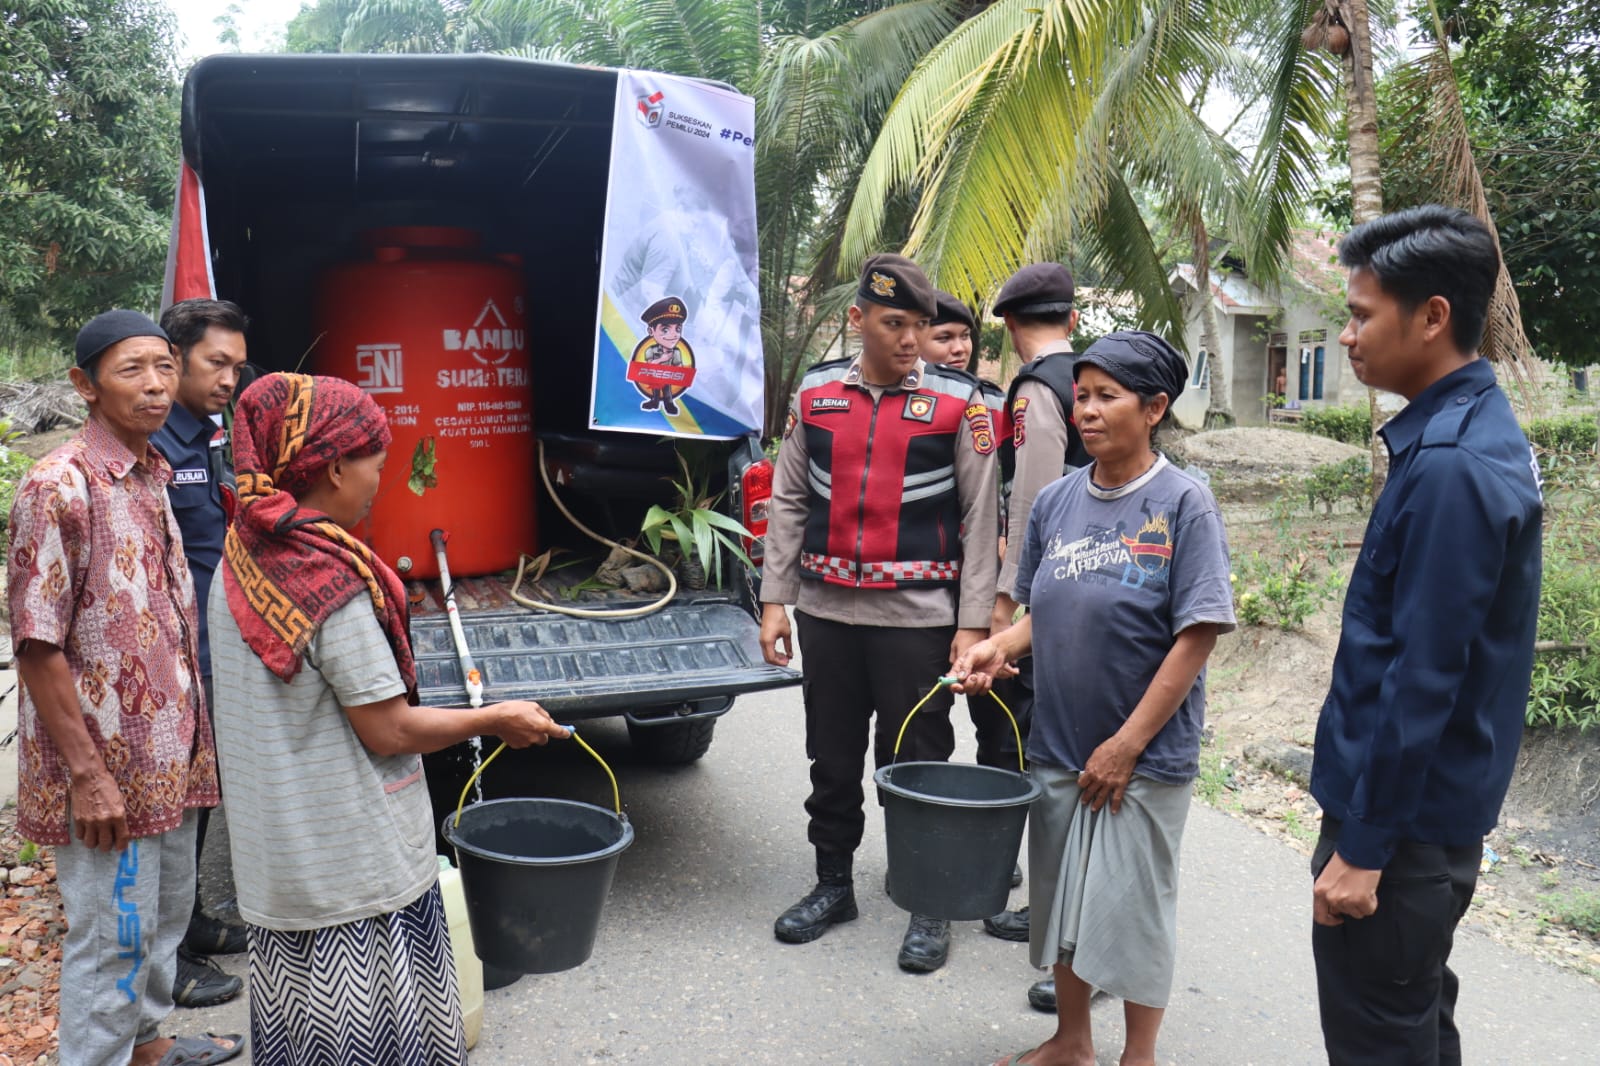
[930,289,977,334]
[641,296,689,326]
[857,253,937,317]
[992,262,1075,316]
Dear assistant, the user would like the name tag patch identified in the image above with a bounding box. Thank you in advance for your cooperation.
[173,468,208,485]
[810,396,852,414]
[903,394,937,423]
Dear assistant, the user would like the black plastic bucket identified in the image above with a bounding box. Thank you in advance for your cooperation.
[875,761,1041,920]
[442,797,633,975]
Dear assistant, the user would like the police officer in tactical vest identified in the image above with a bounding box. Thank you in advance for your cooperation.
[983,263,1092,1013]
[760,255,1001,974]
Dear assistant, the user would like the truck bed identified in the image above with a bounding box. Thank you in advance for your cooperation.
[408,573,793,717]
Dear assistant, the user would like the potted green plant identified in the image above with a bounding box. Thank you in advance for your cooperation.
[639,447,754,590]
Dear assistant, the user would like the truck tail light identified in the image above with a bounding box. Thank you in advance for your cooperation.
[740,458,772,565]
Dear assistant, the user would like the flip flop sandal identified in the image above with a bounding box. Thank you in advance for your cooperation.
[156,1033,245,1066]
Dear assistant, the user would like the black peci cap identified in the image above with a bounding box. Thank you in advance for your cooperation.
[641,297,689,326]
[992,263,1076,316]
[857,254,937,318]
[74,310,170,368]
[930,290,977,334]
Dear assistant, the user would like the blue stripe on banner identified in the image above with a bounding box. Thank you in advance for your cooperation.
[114,842,142,1002]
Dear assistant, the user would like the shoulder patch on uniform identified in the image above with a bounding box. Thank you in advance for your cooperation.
[783,409,798,439]
[966,402,995,455]
[1012,396,1030,447]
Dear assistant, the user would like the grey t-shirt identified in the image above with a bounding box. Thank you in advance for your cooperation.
[208,588,437,931]
[1016,456,1236,783]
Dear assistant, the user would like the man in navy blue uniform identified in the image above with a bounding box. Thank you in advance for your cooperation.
[1310,206,1543,1065]
[150,298,251,1008]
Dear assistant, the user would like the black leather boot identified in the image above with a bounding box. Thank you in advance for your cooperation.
[774,851,858,944]
[1027,977,1107,1013]
[1028,976,1056,1012]
[897,913,951,973]
[984,905,1030,942]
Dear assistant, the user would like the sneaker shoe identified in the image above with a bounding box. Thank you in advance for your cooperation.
[183,909,248,956]
[174,947,243,1008]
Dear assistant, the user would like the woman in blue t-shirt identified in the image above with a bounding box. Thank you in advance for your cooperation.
[956,331,1236,1066]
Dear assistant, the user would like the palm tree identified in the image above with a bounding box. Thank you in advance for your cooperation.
[839,0,1342,423]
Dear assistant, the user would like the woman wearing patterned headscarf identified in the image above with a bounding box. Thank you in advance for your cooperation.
[955,333,1236,1066]
[208,373,568,1065]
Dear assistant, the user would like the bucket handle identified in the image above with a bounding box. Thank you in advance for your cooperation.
[890,677,1025,775]
[452,728,623,828]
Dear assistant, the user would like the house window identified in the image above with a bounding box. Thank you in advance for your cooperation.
[1313,346,1326,400]
[1191,349,1211,389]
[1299,348,1311,401]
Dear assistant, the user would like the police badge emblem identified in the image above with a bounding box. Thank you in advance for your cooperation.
[965,403,994,455]
[903,394,936,422]
[868,271,897,299]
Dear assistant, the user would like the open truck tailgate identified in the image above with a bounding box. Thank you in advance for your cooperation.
[409,582,798,716]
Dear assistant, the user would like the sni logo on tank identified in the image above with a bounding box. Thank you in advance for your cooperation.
[440,298,528,389]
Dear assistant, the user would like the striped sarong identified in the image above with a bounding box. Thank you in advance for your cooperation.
[247,884,467,1065]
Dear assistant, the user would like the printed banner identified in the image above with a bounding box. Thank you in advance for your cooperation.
[589,70,764,439]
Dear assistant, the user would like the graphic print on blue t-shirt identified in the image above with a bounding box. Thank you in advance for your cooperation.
[1040,500,1178,591]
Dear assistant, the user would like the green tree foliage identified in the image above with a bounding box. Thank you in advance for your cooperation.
[0,0,180,353]
[842,0,1342,342]
[1380,1,1600,367]
[284,0,507,55]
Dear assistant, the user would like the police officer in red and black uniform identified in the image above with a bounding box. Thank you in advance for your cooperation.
[982,264,1091,1014]
[760,255,1000,974]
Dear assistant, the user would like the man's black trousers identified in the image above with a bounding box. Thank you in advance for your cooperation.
[795,611,955,857]
[968,656,1032,771]
[1311,816,1480,1066]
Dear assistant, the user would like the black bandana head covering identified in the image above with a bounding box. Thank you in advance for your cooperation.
[1073,330,1189,404]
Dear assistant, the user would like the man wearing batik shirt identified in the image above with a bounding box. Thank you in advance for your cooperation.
[8,311,240,1066]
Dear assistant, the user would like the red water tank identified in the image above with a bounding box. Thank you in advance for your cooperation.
[314,226,537,579]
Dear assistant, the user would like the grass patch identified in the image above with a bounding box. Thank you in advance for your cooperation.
[1194,731,1233,807]
[1539,887,1600,938]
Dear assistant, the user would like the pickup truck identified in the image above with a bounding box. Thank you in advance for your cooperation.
[174,53,800,802]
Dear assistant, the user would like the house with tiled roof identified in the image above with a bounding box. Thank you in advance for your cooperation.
[1169,230,1353,428]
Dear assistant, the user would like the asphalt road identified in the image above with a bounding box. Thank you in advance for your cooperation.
[173,680,1599,1065]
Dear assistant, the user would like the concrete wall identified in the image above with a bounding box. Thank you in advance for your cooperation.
[1171,279,1350,429]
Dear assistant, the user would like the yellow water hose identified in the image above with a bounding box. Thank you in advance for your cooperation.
[891,677,1026,775]
[453,728,623,828]
[506,440,678,620]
